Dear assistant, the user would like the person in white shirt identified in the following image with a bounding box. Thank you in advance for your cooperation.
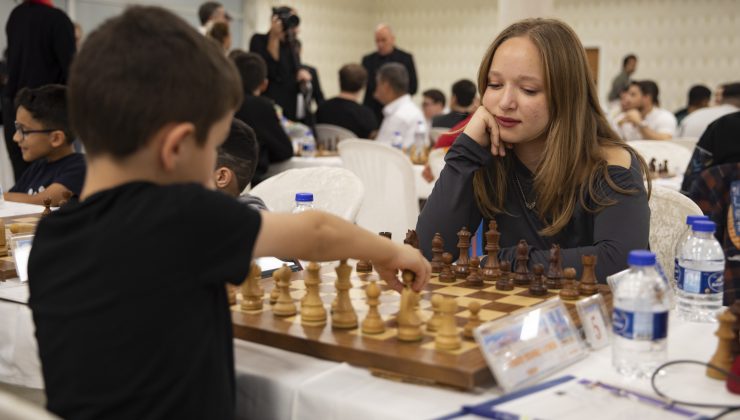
[197,2,231,35]
[613,80,676,141]
[677,82,740,138]
[374,62,426,149]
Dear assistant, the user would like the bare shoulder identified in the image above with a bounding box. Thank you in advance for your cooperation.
[601,145,631,169]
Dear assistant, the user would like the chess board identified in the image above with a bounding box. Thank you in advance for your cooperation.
[231,264,612,390]
[0,215,39,280]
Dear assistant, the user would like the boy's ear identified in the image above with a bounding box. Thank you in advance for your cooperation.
[214,166,232,189]
[259,79,269,94]
[49,130,67,148]
[159,122,196,172]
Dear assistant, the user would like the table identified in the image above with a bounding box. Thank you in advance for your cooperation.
[264,156,435,200]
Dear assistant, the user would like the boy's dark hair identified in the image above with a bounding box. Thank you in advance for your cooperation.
[377,63,409,95]
[68,6,242,158]
[623,54,637,68]
[687,84,711,106]
[636,80,660,105]
[423,89,446,107]
[217,118,258,192]
[15,84,74,144]
[722,82,740,100]
[207,21,230,45]
[198,1,222,25]
[451,79,476,107]
[339,64,367,93]
[230,51,268,94]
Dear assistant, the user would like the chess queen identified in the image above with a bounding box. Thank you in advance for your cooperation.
[417,18,651,281]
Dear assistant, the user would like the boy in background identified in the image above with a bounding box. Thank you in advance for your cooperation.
[28,7,429,420]
[214,117,268,210]
[4,84,85,205]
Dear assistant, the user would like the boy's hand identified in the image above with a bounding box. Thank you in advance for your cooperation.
[374,244,431,293]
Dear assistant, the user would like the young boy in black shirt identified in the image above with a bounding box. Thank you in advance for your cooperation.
[28,7,429,420]
[4,84,85,205]
[213,117,268,210]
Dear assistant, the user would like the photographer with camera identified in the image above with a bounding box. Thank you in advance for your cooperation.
[249,6,311,123]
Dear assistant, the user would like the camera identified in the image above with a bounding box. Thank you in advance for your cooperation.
[272,7,300,31]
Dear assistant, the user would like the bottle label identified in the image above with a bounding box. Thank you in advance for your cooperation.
[673,257,680,286]
[676,267,723,294]
[612,308,668,340]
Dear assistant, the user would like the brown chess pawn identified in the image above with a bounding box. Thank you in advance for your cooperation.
[708,310,737,380]
[454,227,471,279]
[439,252,456,283]
[404,229,419,249]
[481,220,502,282]
[559,268,580,300]
[513,239,532,286]
[42,197,52,216]
[463,301,482,340]
[529,264,548,296]
[545,244,564,289]
[496,260,513,291]
[466,257,483,287]
[430,233,444,274]
[578,255,599,296]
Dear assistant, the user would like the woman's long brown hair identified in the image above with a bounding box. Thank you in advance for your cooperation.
[473,18,650,236]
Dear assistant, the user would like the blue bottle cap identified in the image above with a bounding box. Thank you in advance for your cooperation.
[692,220,716,232]
[295,192,313,202]
[627,250,656,266]
[686,215,709,225]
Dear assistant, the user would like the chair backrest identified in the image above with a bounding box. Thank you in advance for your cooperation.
[669,137,699,152]
[0,389,59,420]
[249,167,365,222]
[648,185,703,283]
[627,140,693,175]
[314,124,358,149]
[427,148,447,180]
[338,139,418,242]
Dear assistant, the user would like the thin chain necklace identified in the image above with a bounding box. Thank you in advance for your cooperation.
[514,172,536,210]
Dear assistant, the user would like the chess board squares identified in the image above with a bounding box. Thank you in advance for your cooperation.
[456,308,507,322]
[349,327,398,340]
[431,286,479,297]
[428,276,465,287]
[481,285,528,295]
[12,217,38,224]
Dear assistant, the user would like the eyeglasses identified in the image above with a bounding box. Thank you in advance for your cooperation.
[14,122,59,140]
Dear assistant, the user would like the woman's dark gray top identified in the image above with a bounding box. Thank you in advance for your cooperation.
[416,134,650,282]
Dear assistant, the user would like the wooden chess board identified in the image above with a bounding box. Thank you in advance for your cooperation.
[231,264,612,390]
[0,215,39,280]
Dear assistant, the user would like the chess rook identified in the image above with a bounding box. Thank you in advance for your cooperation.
[430,233,445,274]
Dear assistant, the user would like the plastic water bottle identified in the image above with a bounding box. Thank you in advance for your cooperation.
[300,130,316,158]
[673,215,709,290]
[612,250,670,379]
[391,131,404,150]
[411,120,427,164]
[292,192,314,214]
[676,220,725,322]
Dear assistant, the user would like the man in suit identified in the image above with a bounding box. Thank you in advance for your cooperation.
[362,24,417,123]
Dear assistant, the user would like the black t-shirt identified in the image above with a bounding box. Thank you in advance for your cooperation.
[681,111,740,192]
[28,182,261,420]
[432,112,470,129]
[316,97,378,139]
[10,152,86,196]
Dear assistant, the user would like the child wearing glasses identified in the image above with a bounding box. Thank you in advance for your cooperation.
[4,84,85,206]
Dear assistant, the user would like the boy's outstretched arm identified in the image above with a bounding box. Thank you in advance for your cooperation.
[254,210,430,292]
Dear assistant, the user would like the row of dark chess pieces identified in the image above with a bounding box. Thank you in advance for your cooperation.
[648,158,671,177]
[358,223,600,299]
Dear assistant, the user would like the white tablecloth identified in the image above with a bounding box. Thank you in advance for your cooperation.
[265,156,435,200]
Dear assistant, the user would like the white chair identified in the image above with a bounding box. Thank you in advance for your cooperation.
[314,124,358,150]
[427,148,447,180]
[648,185,703,283]
[627,140,693,175]
[338,140,418,242]
[0,388,58,419]
[669,137,699,153]
[249,167,364,222]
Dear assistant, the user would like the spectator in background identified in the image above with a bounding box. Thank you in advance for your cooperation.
[422,89,446,126]
[607,54,637,104]
[74,22,83,50]
[432,79,477,128]
[230,51,293,185]
[207,22,231,53]
[374,63,424,149]
[3,0,76,181]
[675,84,711,124]
[294,39,324,126]
[613,80,676,141]
[678,82,740,138]
[316,64,378,139]
[198,1,231,35]
[681,110,740,193]
[362,24,418,123]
